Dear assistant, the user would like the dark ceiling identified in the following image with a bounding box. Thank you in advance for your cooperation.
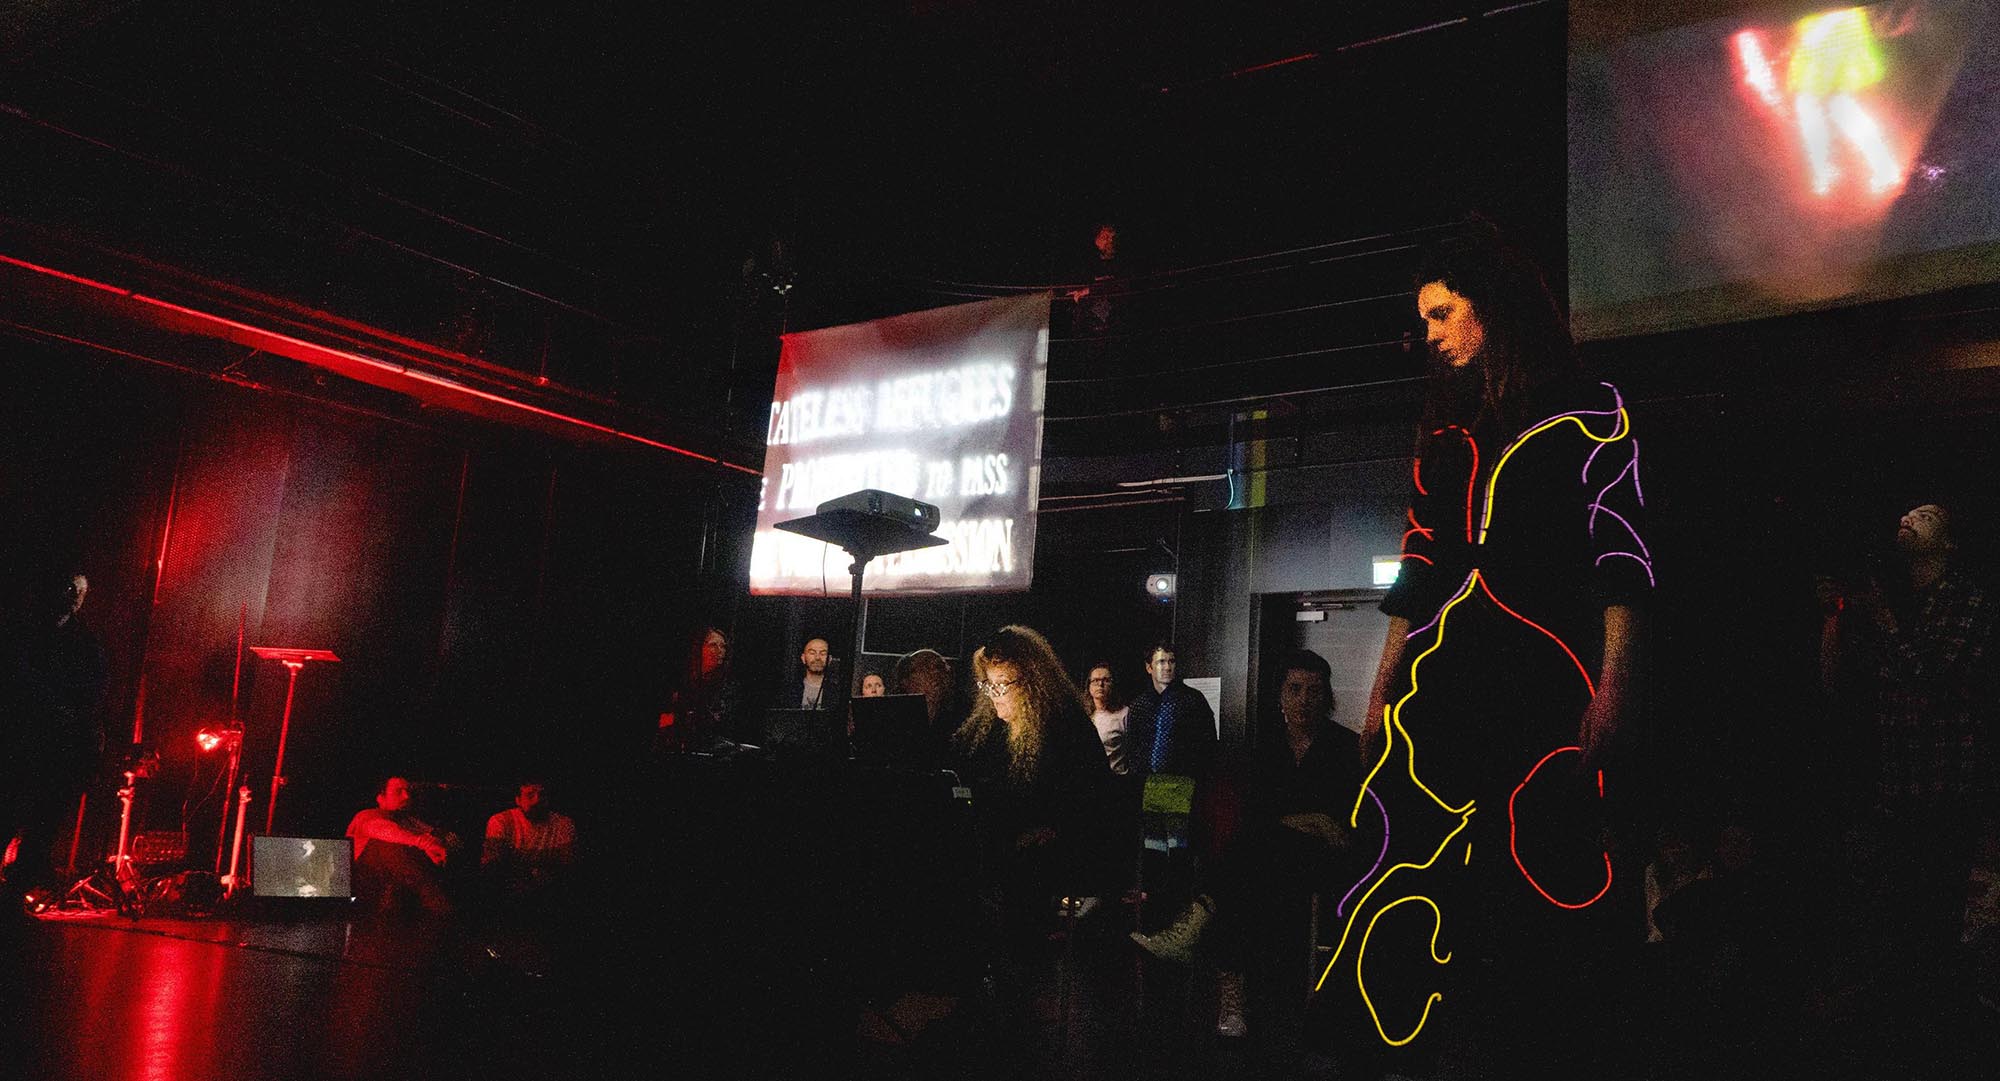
[3,0,1570,464]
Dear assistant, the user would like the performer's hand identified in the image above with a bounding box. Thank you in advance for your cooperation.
[420,836,448,866]
[1279,812,1349,849]
[1578,689,1624,772]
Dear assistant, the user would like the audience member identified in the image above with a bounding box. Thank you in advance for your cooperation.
[347,776,456,917]
[894,648,964,748]
[482,779,577,896]
[781,637,834,711]
[1083,662,1131,776]
[1126,641,1217,779]
[657,625,741,752]
[2,567,107,904]
[1131,649,1364,1037]
[859,672,887,698]
[951,627,1122,940]
[1820,500,1995,955]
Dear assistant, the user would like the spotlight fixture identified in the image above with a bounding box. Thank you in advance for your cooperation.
[195,725,243,753]
[1145,573,1177,600]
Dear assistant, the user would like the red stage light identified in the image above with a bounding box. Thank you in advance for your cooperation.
[195,725,241,753]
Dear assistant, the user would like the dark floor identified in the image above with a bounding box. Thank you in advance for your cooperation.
[5,894,1997,1081]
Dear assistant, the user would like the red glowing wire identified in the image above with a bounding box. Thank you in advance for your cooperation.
[1475,575,1595,698]
[1508,746,1613,910]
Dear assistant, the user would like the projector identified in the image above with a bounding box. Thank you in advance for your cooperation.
[817,489,941,533]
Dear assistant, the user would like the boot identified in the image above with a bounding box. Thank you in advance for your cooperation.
[1129,893,1214,965]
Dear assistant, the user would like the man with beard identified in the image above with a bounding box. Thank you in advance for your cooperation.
[1821,501,1994,955]
[483,779,577,896]
[780,636,834,711]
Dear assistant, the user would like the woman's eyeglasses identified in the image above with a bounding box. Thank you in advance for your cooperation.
[976,676,1021,699]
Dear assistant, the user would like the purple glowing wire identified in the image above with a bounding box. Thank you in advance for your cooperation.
[1596,551,1656,587]
[1338,786,1392,918]
[1588,504,1652,562]
[1630,439,1645,507]
[1404,571,1477,640]
[1581,438,1609,485]
[1592,455,1637,523]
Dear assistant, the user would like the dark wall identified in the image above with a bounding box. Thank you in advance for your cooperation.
[0,334,754,858]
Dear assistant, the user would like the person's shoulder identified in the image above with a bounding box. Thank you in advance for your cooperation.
[346,807,381,830]
[1531,375,1624,416]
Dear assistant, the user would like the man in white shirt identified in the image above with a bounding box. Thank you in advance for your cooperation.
[346,776,454,916]
[482,780,576,895]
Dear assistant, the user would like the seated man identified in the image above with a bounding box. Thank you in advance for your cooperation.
[346,776,455,916]
[482,779,576,896]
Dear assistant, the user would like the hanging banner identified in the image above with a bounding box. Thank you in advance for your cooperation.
[749,293,1050,595]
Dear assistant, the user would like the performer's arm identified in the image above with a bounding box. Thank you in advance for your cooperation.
[1580,604,1640,769]
[1360,616,1411,764]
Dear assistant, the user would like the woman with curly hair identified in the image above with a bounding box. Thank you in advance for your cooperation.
[953,626,1122,935]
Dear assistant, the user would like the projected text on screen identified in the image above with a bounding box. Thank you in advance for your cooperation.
[749,293,1050,595]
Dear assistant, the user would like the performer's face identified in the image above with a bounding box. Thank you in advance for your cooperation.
[1146,650,1176,692]
[801,639,829,675]
[1418,281,1486,369]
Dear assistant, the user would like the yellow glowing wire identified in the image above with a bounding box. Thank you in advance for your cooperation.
[1314,811,1473,992]
[1350,572,1482,828]
[1357,894,1453,1046]
[1478,408,1629,545]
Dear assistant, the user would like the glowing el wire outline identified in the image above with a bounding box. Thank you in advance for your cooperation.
[1336,787,1393,918]
[1507,746,1614,910]
[1351,570,1481,830]
[1428,425,1478,543]
[1479,403,1629,546]
[1356,894,1452,1046]
[1331,389,1634,1043]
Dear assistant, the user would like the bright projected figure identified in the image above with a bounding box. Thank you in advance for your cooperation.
[1788,8,1901,195]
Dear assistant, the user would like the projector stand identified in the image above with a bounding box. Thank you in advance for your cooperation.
[775,508,948,717]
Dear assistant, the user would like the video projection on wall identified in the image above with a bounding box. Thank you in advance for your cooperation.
[748,293,1050,596]
[1570,1,2000,340]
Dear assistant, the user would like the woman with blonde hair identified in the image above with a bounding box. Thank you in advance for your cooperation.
[953,626,1121,941]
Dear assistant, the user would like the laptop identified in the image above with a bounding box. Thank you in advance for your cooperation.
[250,835,353,899]
[848,693,933,768]
[762,707,845,758]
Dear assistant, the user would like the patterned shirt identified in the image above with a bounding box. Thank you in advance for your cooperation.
[1867,569,1995,815]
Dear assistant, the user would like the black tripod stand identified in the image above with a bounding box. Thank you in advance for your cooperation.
[774,505,948,713]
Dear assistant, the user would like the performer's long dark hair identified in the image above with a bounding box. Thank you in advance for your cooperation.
[1414,222,1581,451]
